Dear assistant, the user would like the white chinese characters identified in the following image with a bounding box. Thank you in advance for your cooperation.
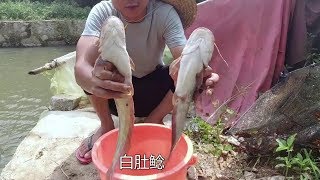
[119,154,165,170]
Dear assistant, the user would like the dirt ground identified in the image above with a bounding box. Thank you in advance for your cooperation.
[48,143,282,180]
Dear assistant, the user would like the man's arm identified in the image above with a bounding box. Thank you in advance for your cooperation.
[75,35,130,98]
[169,45,184,60]
[74,36,100,94]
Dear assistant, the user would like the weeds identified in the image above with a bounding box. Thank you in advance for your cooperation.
[306,49,320,64]
[0,0,90,20]
[184,113,235,158]
[275,134,320,179]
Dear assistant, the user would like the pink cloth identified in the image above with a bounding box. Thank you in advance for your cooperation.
[185,0,295,127]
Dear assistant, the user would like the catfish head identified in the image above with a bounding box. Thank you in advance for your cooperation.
[98,16,127,57]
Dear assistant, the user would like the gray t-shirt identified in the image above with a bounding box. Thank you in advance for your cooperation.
[81,0,187,78]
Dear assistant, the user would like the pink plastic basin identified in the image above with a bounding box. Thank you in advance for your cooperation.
[92,123,197,180]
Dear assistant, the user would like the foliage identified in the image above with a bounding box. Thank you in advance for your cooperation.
[184,110,235,158]
[0,0,90,20]
[275,134,320,179]
[306,49,320,64]
[163,46,173,65]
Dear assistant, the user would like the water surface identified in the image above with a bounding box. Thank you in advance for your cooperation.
[0,46,75,172]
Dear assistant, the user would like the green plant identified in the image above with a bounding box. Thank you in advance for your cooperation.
[275,134,320,179]
[163,46,173,65]
[184,110,235,158]
[0,0,90,20]
[306,49,320,64]
[275,134,296,177]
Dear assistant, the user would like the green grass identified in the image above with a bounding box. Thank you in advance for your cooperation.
[184,115,236,158]
[0,0,91,21]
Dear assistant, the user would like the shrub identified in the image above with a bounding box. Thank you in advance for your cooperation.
[0,0,91,20]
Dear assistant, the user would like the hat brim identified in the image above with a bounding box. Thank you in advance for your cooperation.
[160,0,197,29]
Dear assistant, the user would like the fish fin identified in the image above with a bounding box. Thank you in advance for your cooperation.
[94,39,102,53]
[196,71,204,91]
[192,71,204,100]
[171,100,178,154]
[129,57,135,71]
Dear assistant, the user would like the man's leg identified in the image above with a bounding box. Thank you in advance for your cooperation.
[134,65,175,124]
[77,95,115,159]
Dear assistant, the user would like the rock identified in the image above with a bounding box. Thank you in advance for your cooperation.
[20,32,28,38]
[270,175,285,180]
[50,95,81,111]
[0,110,100,180]
[187,166,198,180]
[226,136,241,146]
[47,40,67,46]
[0,34,5,43]
[41,35,49,41]
[228,64,320,154]
[256,176,285,180]
[21,36,42,47]
[243,171,256,180]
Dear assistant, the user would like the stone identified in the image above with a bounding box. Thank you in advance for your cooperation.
[0,110,100,180]
[21,36,42,47]
[187,166,198,180]
[226,135,241,146]
[256,176,285,180]
[47,40,66,46]
[243,171,256,180]
[20,32,28,38]
[41,35,49,41]
[0,34,5,43]
[50,95,81,111]
[268,176,285,180]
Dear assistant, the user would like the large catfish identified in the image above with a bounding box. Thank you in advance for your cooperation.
[170,27,215,154]
[96,16,135,179]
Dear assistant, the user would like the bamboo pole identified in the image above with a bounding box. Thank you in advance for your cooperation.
[28,51,76,75]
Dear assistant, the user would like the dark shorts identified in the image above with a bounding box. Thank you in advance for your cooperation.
[84,65,175,117]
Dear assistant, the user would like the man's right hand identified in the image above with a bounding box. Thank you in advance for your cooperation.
[89,57,131,99]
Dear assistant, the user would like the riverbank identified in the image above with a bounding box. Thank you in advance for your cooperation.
[0,20,85,47]
[0,51,281,179]
[0,0,90,47]
[0,107,285,180]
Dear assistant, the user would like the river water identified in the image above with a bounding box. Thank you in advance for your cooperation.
[0,46,75,172]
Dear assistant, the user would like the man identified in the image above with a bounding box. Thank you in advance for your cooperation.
[74,0,219,164]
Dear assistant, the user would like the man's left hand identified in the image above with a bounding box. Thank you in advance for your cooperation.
[169,57,219,96]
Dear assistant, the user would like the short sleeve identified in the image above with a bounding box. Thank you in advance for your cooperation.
[81,2,112,37]
[163,8,187,48]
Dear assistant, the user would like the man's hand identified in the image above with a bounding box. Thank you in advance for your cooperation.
[75,36,131,99]
[169,57,219,96]
[90,57,131,99]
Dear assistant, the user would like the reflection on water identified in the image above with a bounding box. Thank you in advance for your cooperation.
[0,46,75,172]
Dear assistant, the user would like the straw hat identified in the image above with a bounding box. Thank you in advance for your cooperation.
[160,0,197,29]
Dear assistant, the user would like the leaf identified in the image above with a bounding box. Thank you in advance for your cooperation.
[303,167,311,171]
[224,144,233,151]
[276,157,286,161]
[276,138,289,151]
[287,134,296,148]
[296,153,303,161]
